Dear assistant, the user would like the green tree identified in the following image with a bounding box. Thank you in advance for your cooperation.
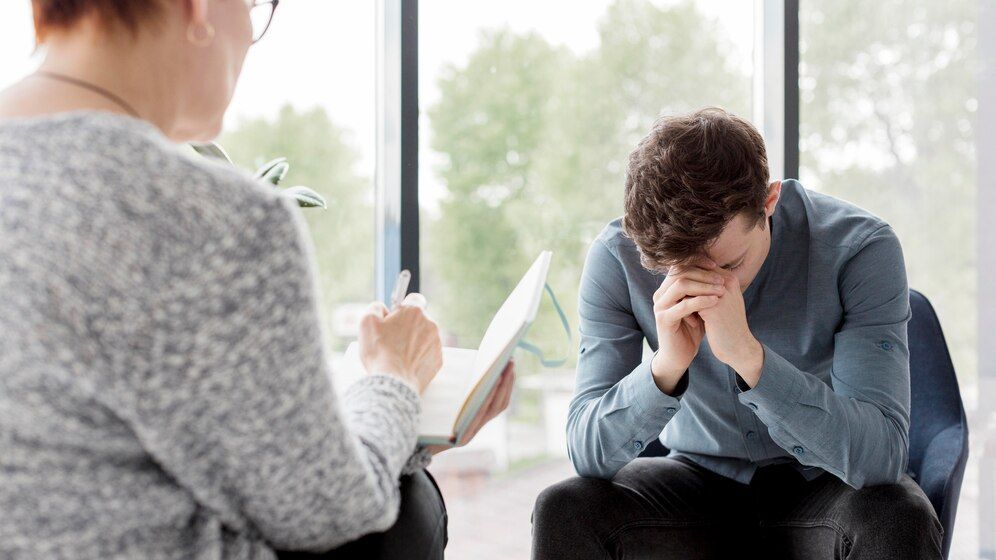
[800,0,978,379]
[425,0,749,365]
[220,104,375,350]
[424,29,572,345]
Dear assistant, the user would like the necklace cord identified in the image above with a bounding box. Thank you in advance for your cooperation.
[34,71,141,119]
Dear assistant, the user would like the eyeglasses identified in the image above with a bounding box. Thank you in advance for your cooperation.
[249,0,279,45]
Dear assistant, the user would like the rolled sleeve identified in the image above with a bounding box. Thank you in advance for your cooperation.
[734,225,912,489]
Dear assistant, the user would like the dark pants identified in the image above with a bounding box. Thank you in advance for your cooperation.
[532,456,943,559]
[276,469,447,560]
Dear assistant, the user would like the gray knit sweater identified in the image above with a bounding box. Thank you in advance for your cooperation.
[0,111,430,559]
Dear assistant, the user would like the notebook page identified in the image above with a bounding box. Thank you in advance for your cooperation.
[452,252,552,438]
[468,252,551,383]
[417,347,478,438]
[335,343,478,439]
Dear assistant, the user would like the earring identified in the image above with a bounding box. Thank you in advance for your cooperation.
[187,21,216,47]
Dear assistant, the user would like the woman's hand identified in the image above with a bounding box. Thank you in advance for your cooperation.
[358,294,443,393]
[425,360,516,456]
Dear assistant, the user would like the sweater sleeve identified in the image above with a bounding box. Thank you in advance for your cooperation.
[117,192,423,552]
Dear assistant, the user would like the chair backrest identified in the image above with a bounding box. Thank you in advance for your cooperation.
[906,289,968,478]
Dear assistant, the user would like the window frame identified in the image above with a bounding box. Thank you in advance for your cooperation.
[375,0,800,295]
[377,2,996,556]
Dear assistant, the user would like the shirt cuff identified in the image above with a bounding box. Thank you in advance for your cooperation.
[623,356,684,421]
[736,343,804,420]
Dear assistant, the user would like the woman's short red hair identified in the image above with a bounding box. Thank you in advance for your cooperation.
[32,0,162,41]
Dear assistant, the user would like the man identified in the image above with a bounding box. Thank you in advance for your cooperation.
[531,108,942,559]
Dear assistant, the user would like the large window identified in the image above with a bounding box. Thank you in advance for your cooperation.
[799,1,980,556]
[418,1,755,556]
[218,3,377,353]
[0,4,39,89]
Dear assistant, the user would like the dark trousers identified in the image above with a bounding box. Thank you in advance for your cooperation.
[532,456,943,559]
[276,469,447,560]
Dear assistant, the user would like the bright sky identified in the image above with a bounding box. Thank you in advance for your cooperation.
[0,1,751,172]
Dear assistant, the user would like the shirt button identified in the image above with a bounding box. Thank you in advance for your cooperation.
[748,402,758,410]
[793,445,805,455]
[633,440,644,451]
[746,431,757,440]
[666,407,677,414]
[880,341,893,350]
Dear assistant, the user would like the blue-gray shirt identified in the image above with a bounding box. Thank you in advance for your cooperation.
[568,179,911,489]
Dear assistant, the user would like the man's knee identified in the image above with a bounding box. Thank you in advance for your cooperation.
[847,479,938,528]
[840,477,943,555]
[533,475,621,531]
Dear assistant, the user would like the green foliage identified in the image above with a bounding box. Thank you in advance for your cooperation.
[257,158,290,185]
[424,0,749,361]
[425,0,978,383]
[190,141,329,210]
[191,141,233,164]
[800,0,978,378]
[282,186,328,209]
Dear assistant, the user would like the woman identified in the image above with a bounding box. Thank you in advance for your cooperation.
[0,1,514,558]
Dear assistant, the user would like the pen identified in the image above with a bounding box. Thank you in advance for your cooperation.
[390,269,411,310]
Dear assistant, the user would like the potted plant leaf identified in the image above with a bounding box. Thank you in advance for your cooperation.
[190,141,327,209]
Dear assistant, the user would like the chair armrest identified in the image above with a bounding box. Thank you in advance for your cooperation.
[915,423,969,521]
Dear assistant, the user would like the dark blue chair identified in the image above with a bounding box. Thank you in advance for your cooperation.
[638,289,970,558]
[907,289,969,558]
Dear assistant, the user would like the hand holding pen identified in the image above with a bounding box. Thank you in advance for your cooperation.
[357,270,443,393]
[389,269,428,311]
[378,270,516,456]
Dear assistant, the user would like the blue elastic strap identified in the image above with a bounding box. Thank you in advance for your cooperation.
[516,283,572,367]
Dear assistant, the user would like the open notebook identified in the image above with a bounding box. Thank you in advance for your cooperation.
[335,251,552,446]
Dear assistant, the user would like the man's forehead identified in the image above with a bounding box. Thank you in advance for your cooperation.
[705,214,759,263]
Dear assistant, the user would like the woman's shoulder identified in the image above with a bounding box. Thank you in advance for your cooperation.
[0,111,303,285]
[0,110,293,235]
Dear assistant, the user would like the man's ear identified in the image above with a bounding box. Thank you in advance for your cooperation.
[765,180,782,218]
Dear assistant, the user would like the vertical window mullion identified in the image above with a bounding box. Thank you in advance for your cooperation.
[753,0,798,180]
[376,0,419,303]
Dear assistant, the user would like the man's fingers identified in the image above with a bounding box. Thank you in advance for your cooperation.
[658,295,719,326]
[654,267,726,303]
[683,313,701,329]
[699,258,718,269]
[656,277,725,311]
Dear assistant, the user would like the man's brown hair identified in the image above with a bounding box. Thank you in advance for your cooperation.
[32,0,161,41]
[622,107,770,272]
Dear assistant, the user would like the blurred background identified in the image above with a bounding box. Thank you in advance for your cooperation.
[1,1,990,558]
